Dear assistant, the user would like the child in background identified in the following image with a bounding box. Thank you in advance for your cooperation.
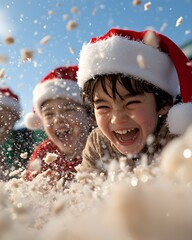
[76,28,192,173]
[24,65,95,183]
[0,87,47,181]
[0,87,21,180]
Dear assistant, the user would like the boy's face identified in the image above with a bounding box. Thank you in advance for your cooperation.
[93,79,163,155]
[41,98,91,158]
[0,106,19,144]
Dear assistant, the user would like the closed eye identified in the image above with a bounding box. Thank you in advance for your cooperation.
[94,97,110,108]
[43,112,54,119]
[127,100,141,105]
[126,100,142,109]
[96,105,110,110]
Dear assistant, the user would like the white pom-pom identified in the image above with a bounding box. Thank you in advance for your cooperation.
[167,103,192,135]
[23,112,42,130]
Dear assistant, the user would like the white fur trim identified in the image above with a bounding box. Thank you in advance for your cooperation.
[33,78,81,116]
[77,35,179,97]
[0,94,21,113]
[167,103,192,135]
[24,112,42,130]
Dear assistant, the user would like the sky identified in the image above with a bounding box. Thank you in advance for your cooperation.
[0,0,192,128]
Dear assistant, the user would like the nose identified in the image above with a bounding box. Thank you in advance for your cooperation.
[111,109,130,125]
[54,113,67,124]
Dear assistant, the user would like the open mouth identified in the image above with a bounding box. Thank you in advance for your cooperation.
[113,128,139,143]
[55,129,72,142]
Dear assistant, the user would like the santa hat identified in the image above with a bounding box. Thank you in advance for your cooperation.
[24,65,81,130]
[77,28,192,135]
[0,87,21,114]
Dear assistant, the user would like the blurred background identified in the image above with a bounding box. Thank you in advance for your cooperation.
[0,0,192,128]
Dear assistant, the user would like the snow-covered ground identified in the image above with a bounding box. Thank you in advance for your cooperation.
[0,126,192,240]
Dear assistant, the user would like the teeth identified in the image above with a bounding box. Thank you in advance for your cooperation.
[57,129,67,134]
[56,129,69,136]
[115,128,134,134]
[115,130,127,134]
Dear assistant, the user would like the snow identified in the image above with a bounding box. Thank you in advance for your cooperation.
[0,126,192,240]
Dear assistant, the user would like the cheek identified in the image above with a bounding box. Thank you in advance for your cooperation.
[137,110,159,131]
[95,112,108,130]
[42,117,53,127]
[73,121,85,133]
[43,122,53,134]
[71,114,85,125]
[44,127,53,136]
[71,115,89,131]
[94,111,101,124]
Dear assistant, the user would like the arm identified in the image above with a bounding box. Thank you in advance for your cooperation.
[77,128,109,173]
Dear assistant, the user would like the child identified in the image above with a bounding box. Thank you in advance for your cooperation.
[0,87,21,180]
[76,28,192,173]
[0,87,47,180]
[24,65,95,182]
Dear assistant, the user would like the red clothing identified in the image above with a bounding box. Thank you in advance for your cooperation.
[25,138,82,181]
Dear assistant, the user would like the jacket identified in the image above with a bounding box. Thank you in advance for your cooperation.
[78,123,176,173]
[25,138,82,181]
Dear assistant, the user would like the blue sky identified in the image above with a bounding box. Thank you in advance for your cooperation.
[0,0,192,128]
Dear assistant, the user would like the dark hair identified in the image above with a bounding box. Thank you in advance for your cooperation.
[82,74,173,112]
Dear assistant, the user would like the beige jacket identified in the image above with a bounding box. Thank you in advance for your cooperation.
[79,124,176,173]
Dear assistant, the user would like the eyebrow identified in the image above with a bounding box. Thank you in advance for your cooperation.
[93,93,134,104]
[41,106,53,113]
[41,102,82,111]
[93,99,106,104]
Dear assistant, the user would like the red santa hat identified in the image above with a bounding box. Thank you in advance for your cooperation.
[24,65,81,130]
[0,87,21,114]
[77,28,192,135]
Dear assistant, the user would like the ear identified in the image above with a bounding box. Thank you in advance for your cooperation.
[158,105,171,116]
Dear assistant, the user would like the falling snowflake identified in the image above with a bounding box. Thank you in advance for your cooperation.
[66,20,78,31]
[20,152,28,159]
[176,16,183,27]
[3,36,15,45]
[143,31,160,48]
[63,14,69,21]
[71,6,79,14]
[48,10,55,15]
[20,49,34,62]
[144,2,151,11]
[0,55,8,64]
[43,153,58,164]
[136,54,147,69]
[69,47,75,55]
[132,0,142,6]
[40,35,51,45]
[0,68,5,79]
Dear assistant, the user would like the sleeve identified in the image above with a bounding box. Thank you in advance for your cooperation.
[78,128,108,173]
[81,130,101,172]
